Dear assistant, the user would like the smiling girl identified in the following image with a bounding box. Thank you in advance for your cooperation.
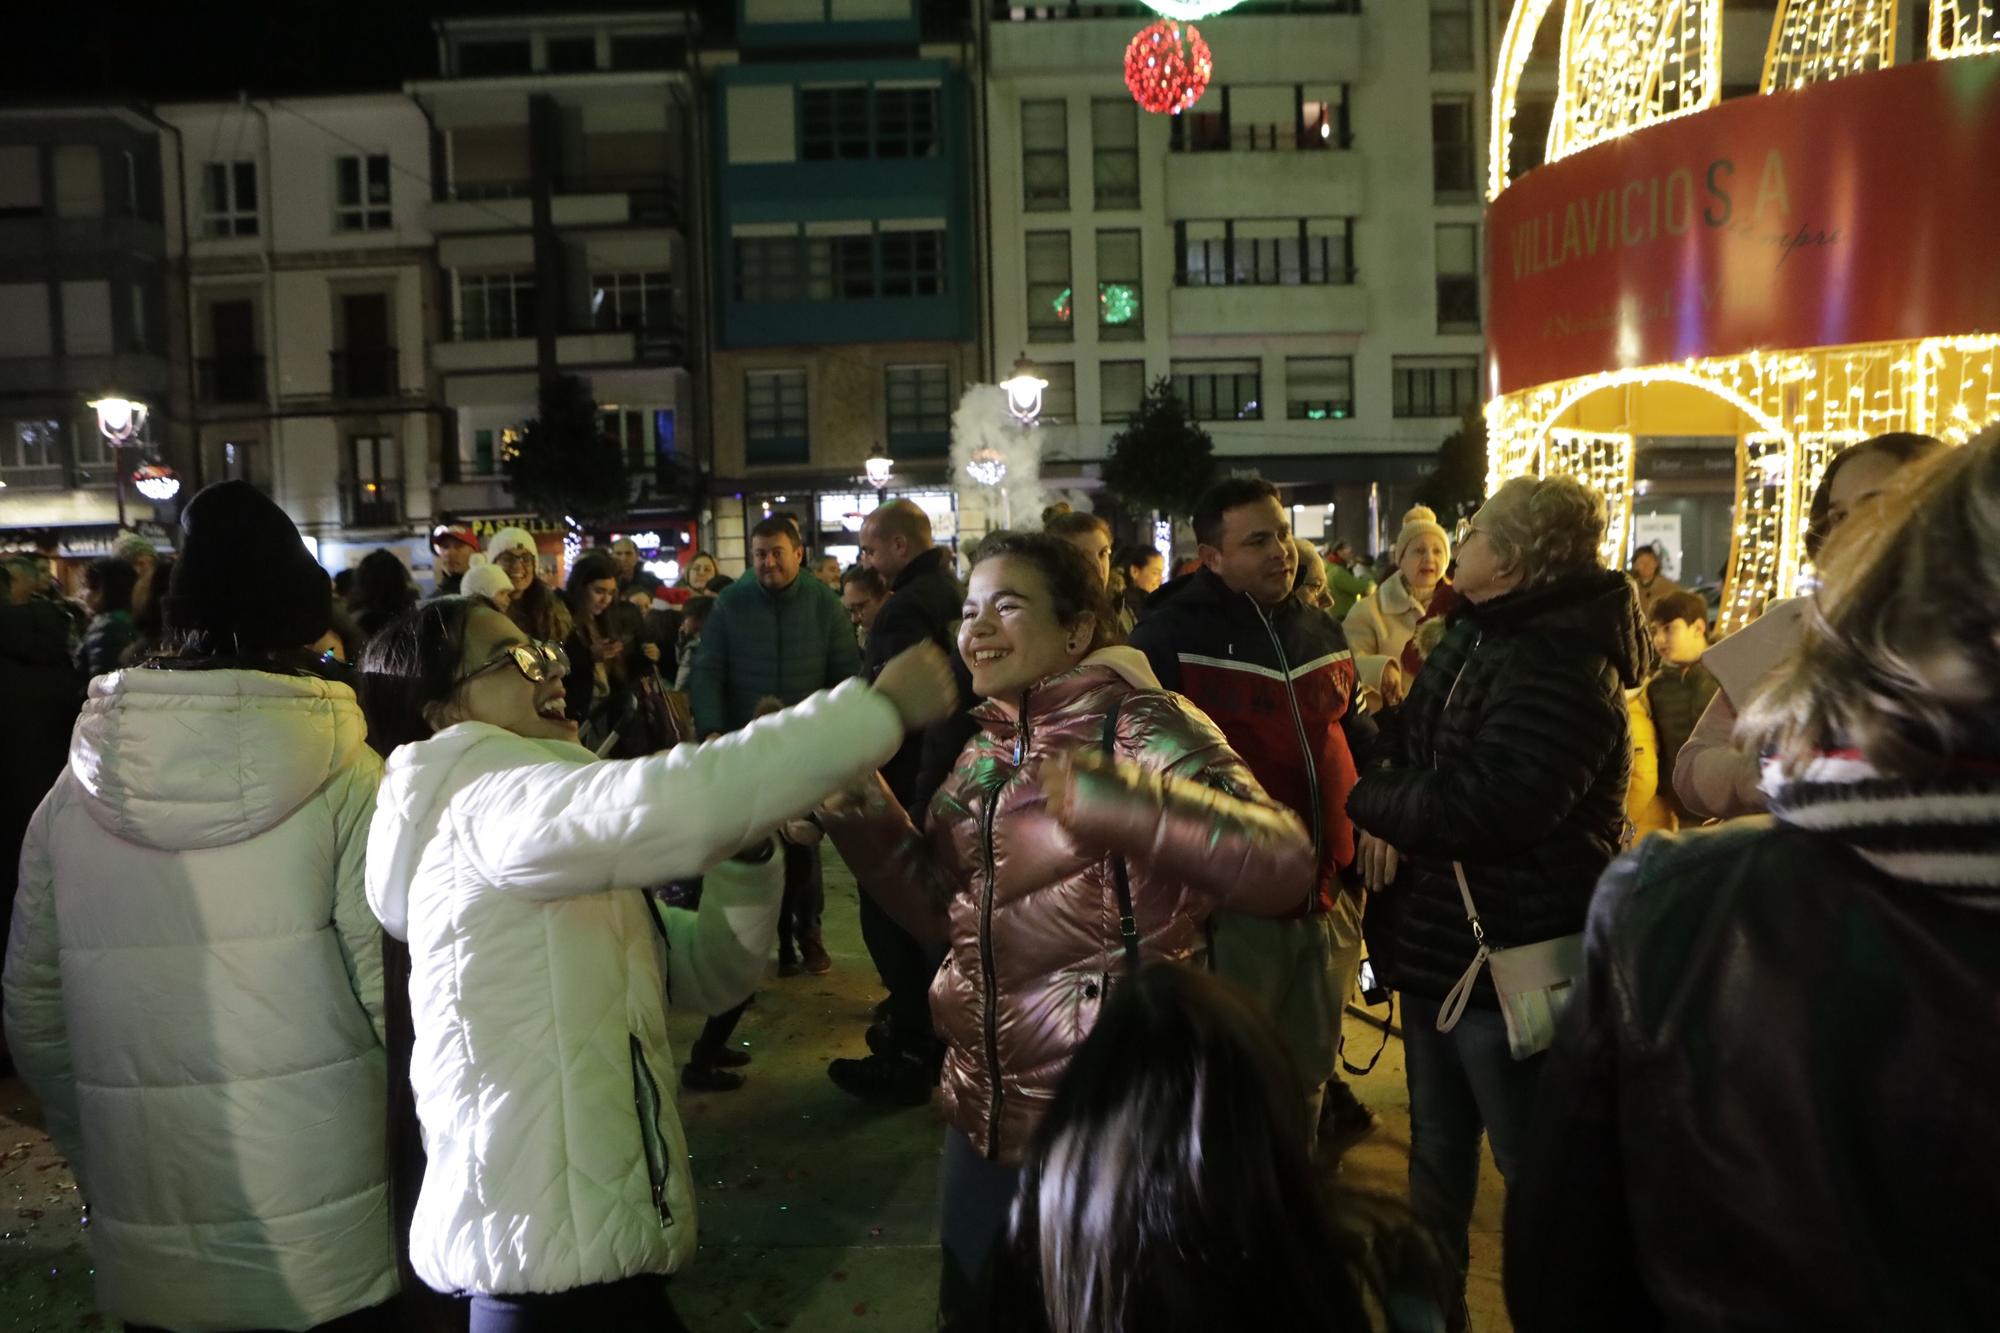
[357,597,955,1330]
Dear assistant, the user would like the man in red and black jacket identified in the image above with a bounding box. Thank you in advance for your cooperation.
[1129,477,1378,1149]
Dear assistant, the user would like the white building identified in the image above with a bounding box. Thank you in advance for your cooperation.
[979,0,1492,550]
[157,93,440,573]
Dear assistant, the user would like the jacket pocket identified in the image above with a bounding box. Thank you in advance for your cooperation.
[629,1034,674,1226]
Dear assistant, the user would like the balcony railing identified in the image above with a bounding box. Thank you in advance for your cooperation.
[331,348,401,398]
[343,482,400,529]
[1173,121,1352,153]
[995,0,1356,17]
[197,355,266,405]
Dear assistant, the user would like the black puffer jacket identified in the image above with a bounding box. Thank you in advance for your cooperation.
[1505,769,2000,1331]
[1347,570,1653,1005]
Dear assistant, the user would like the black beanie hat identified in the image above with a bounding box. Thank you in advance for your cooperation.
[164,480,333,652]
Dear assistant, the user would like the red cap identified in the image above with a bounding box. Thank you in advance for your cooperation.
[431,524,478,553]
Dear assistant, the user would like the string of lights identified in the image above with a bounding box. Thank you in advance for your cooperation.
[1761,0,1899,93]
[1546,0,1720,167]
[1543,429,1635,569]
[1931,1,2000,58]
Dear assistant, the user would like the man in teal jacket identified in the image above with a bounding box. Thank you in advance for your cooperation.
[684,517,860,1085]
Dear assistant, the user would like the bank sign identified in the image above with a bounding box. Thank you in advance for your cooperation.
[1485,56,2000,397]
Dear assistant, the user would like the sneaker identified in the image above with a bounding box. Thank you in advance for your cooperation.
[1316,1092,1379,1154]
[800,937,831,975]
[681,1063,746,1093]
[777,954,801,978]
[827,1053,934,1107]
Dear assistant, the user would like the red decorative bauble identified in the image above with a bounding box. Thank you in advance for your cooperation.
[1123,19,1213,117]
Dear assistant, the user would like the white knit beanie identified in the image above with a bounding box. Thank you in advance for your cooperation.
[485,526,536,562]
[1392,505,1451,564]
[460,555,514,603]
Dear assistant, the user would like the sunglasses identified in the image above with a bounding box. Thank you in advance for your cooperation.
[457,638,570,687]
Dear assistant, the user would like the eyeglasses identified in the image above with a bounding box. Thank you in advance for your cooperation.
[1452,518,1479,547]
[457,639,570,687]
[494,549,537,569]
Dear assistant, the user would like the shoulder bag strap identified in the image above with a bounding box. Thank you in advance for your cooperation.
[1101,700,1142,979]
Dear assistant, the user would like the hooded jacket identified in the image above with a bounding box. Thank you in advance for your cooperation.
[1347,570,1654,1006]
[689,570,859,736]
[2,668,392,1333]
[1506,760,2000,1331]
[864,546,968,806]
[365,679,903,1295]
[1129,567,1370,912]
[827,648,1314,1164]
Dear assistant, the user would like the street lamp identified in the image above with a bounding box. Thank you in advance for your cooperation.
[998,354,1048,425]
[89,396,149,529]
[863,441,894,497]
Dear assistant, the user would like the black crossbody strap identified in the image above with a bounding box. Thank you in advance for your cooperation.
[1102,701,1142,978]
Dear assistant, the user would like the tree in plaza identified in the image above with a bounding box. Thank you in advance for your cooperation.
[1413,405,1488,522]
[1099,378,1217,524]
[505,373,630,522]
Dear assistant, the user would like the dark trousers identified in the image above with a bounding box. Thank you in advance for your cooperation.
[1400,994,1549,1283]
[776,838,824,961]
[129,1304,395,1333]
[937,1129,1024,1331]
[693,1000,746,1068]
[468,1276,687,1333]
[859,890,943,1052]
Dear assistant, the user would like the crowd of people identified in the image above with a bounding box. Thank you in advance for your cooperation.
[2,419,1997,1332]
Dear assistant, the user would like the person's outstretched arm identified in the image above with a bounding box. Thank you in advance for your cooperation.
[822,776,959,948]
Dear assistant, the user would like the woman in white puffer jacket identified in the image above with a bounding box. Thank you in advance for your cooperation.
[3,480,396,1333]
[358,596,956,1331]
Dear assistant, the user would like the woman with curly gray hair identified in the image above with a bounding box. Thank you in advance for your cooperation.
[1505,422,2000,1331]
[1346,474,1657,1314]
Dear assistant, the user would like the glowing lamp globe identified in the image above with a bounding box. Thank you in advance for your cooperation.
[1124,19,1213,117]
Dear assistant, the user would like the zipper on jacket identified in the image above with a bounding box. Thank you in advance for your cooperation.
[628,1034,674,1226]
[981,687,1028,1161]
[1255,599,1325,864]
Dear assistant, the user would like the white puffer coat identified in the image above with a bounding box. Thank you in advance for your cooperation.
[366,678,902,1296]
[3,668,392,1333]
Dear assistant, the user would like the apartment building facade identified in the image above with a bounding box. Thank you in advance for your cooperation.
[703,0,980,568]
[980,0,1492,549]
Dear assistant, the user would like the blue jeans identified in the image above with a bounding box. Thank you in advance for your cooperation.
[1400,994,1549,1283]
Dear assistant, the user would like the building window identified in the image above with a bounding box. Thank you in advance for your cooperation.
[61,280,113,356]
[1302,85,1352,149]
[54,146,103,220]
[1430,0,1475,72]
[1176,219,1353,286]
[1026,231,1073,343]
[875,87,940,159]
[1021,100,1068,211]
[886,365,951,455]
[335,154,392,231]
[1432,99,1476,202]
[1091,98,1139,209]
[592,271,673,331]
[1286,356,1353,420]
[1510,98,1555,176]
[1101,360,1145,424]
[202,160,258,238]
[119,150,140,217]
[0,419,64,489]
[129,283,148,351]
[1436,224,1480,333]
[346,434,401,526]
[880,229,946,297]
[1039,362,1077,423]
[801,87,873,161]
[221,438,259,488]
[599,408,653,472]
[457,38,532,76]
[457,272,536,339]
[806,234,874,300]
[469,428,497,477]
[1393,356,1480,418]
[745,370,808,463]
[736,236,804,302]
[0,146,41,219]
[545,35,597,72]
[609,33,677,70]
[1096,229,1142,340]
[1171,359,1262,421]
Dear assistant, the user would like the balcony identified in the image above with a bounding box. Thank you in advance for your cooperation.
[557,174,682,227]
[1169,282,1369,337]
[341,481,401,529]
[1173,120,1352,154]
[197,355,267,405]
[990,3,1360,79]
[330,348,403,398]
[1166,147,1365,221]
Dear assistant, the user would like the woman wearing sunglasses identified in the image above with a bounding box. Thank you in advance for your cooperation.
[357,596,957,1331]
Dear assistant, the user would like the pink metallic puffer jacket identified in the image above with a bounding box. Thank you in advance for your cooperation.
[828,647,1314,1165]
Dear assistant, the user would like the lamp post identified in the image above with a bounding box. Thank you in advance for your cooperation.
[89,396,148,530]
[863,440,894,501]
[998,353,1048,425]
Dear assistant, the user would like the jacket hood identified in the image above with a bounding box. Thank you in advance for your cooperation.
[69,667,368,852]
[1465,569,1657,690]
[368,720,592,939]
[970,646,1162,727]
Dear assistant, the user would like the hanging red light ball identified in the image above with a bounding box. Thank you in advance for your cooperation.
[1123,19,1213,117]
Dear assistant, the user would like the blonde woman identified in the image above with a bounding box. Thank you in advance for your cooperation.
[1344,505,1452,706]
[1507,423,2000,1331]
